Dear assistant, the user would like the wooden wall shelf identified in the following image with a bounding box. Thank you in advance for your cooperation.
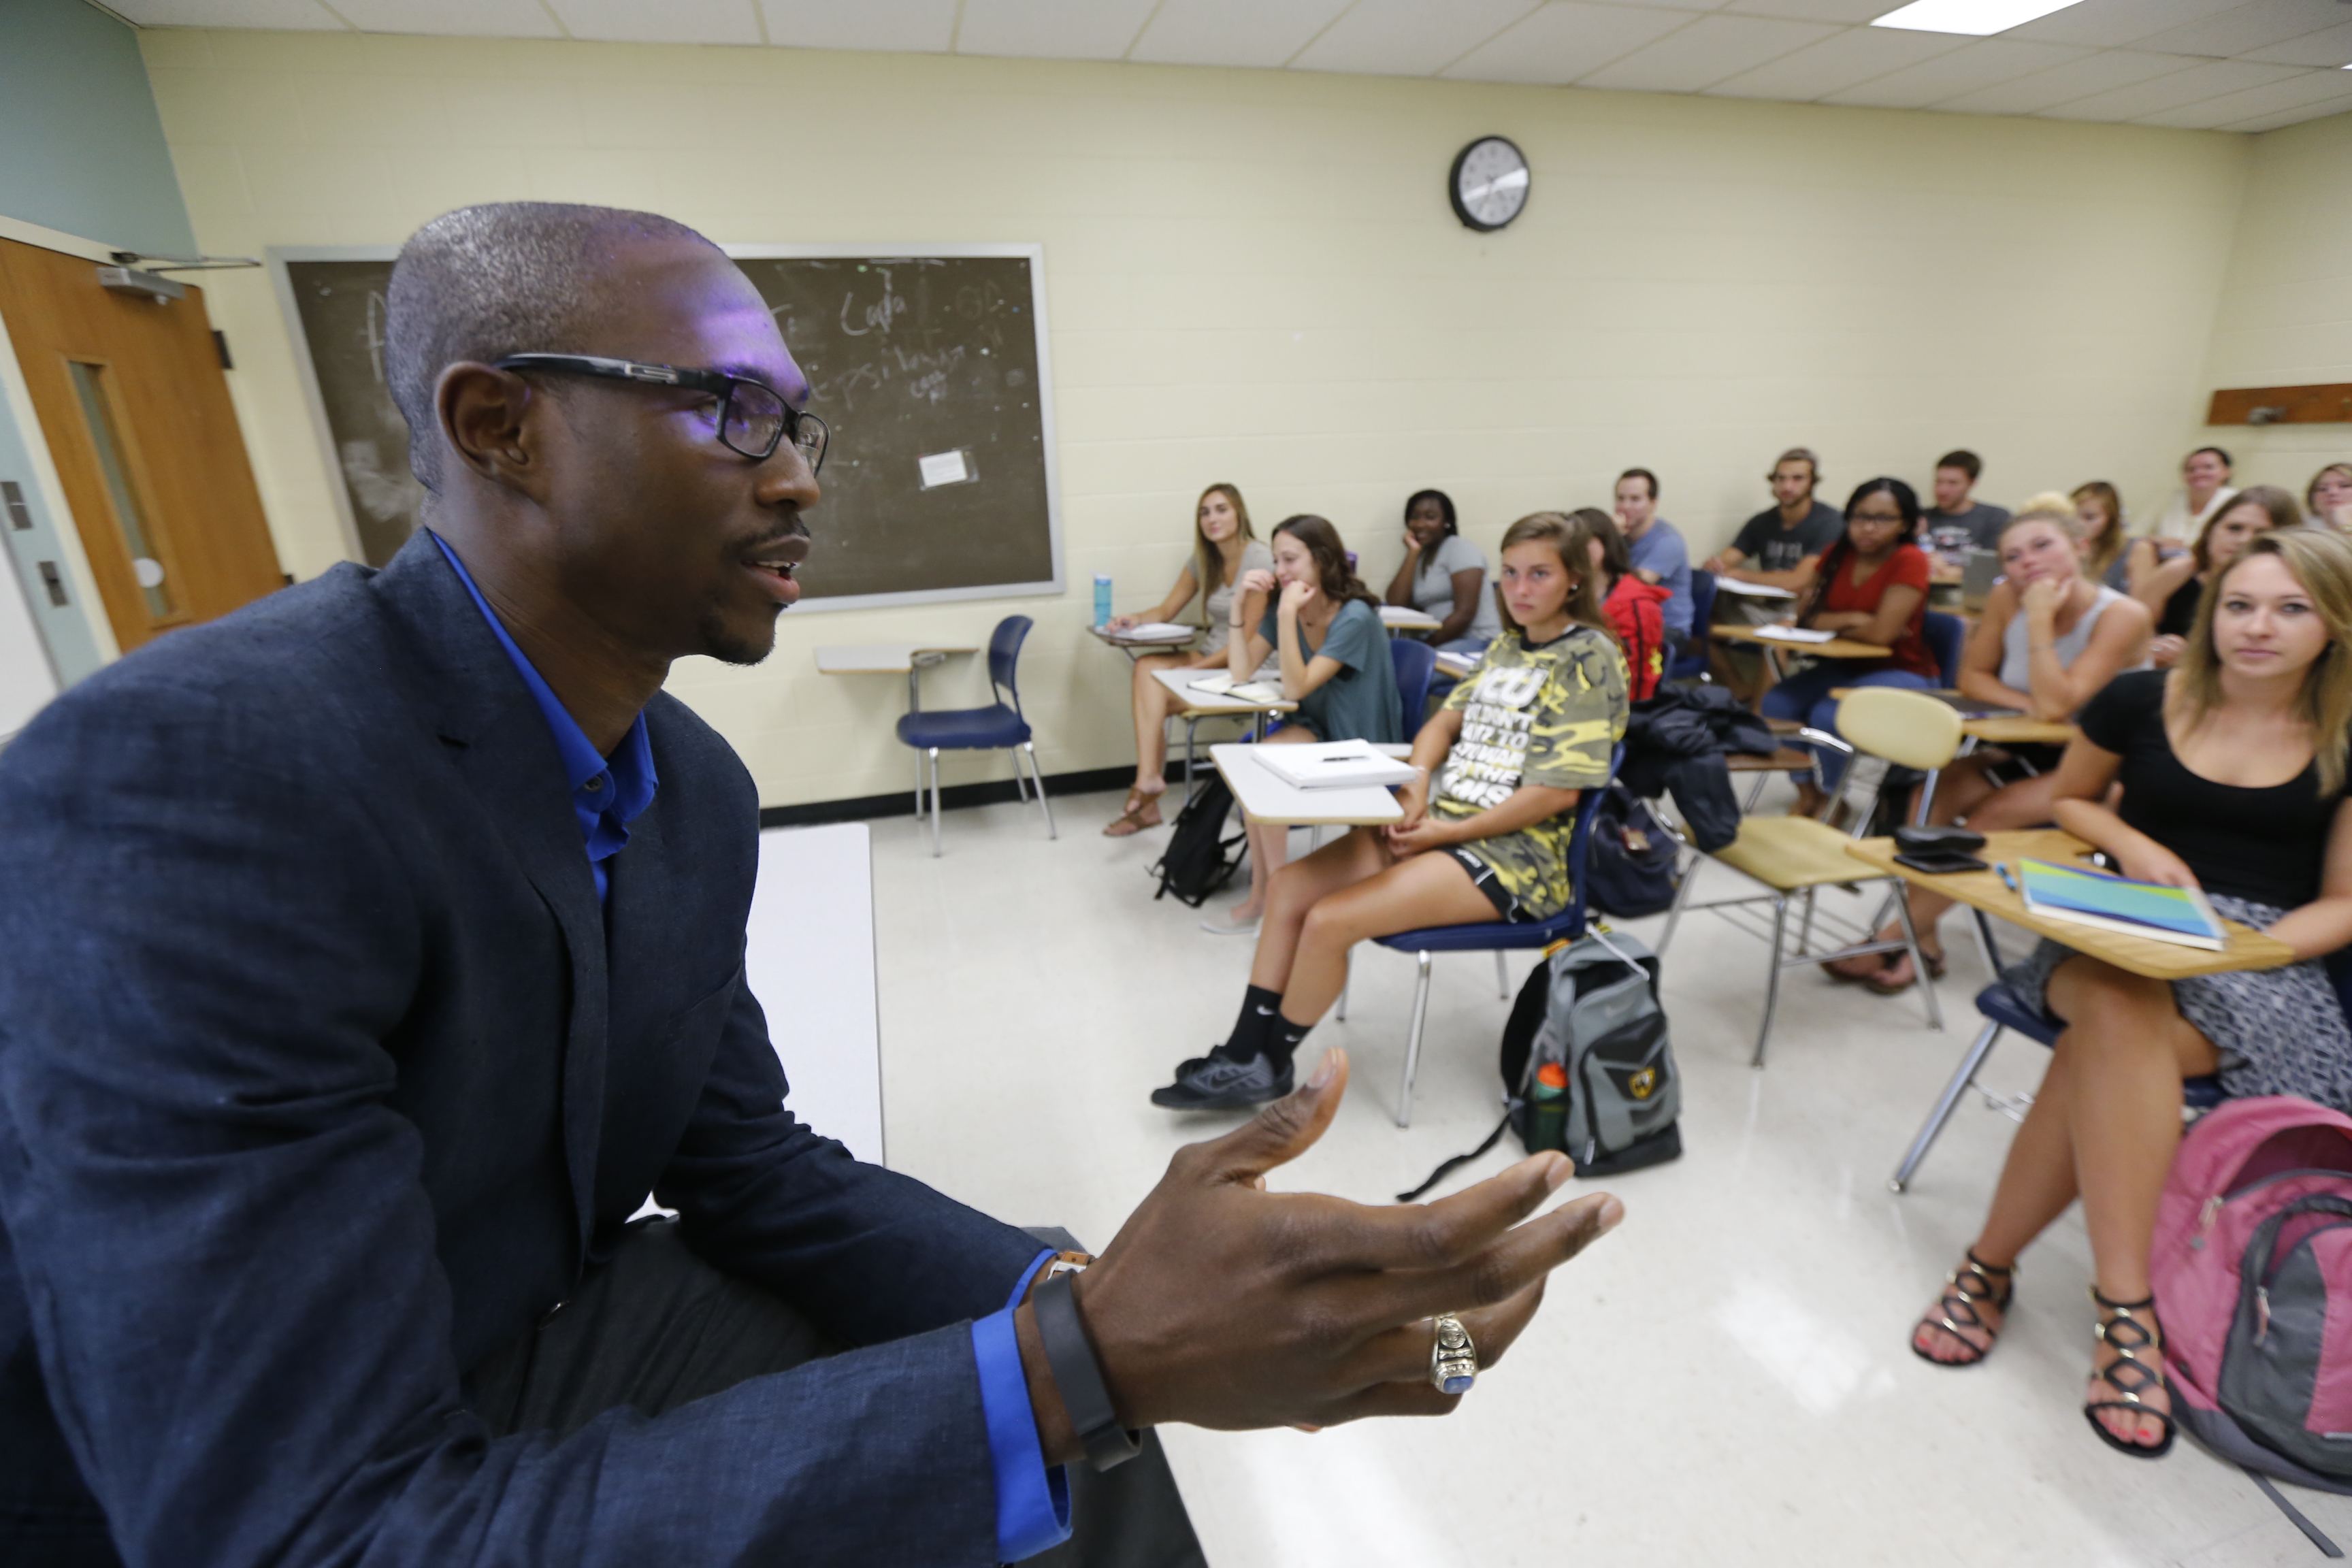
[2207,383,2352,426]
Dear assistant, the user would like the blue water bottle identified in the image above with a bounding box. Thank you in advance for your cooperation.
[1093,572,1112,628]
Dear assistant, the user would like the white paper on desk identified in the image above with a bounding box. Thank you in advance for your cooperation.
[1378,604,1436,625]
[1715,578,1797,599]
[1435,651,1479,675]
[1750,624,1837,644]
[1189,673,1281,702]
[1256,740,1422,790]
[1120,621,1197,641]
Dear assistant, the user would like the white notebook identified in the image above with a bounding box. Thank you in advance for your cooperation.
[1750,624,1837,644]
[1254,740,1422,791]
[1716,578,1797,600]
[1115,621,1196,642]
[1378,604,1437,625]
[1188,673,1282,703]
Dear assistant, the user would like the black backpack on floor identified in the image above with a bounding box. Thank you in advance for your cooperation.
[1149,777,1246,907]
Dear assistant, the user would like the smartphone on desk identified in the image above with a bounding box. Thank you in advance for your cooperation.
[1893,849,1990,876]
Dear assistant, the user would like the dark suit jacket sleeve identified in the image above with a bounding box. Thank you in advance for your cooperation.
[655,978,1048,1343]
[0,685,1012,1568]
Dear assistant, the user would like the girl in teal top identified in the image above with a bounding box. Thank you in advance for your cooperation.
[1199,516,1401,935]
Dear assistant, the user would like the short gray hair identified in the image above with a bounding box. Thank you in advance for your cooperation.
[384,202,721,491]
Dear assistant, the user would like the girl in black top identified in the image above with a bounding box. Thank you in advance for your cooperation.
[1911,529,2352,1463]
[2131,485,2300,668]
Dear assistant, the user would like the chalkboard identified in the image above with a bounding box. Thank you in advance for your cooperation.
[267,244,1062,610]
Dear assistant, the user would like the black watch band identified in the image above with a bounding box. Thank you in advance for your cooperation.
[1032,1271,1142,1472]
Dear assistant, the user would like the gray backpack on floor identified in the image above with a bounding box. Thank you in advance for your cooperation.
[1399,928,1682,1202]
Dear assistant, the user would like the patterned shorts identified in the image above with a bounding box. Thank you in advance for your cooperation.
[2005,893,2352,1113]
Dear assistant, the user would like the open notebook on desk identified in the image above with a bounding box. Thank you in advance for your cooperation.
[1189,672,1283,703]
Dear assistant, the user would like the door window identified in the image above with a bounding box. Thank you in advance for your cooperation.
[66,359,176,621]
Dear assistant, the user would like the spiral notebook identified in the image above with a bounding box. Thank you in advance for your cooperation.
[2015,859,2226,951]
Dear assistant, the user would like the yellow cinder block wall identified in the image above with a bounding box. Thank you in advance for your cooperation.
[2199,109,2352,497]
[139,27,2270,809]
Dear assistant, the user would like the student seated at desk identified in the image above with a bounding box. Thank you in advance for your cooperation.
[1383,489,1501,655]
[1154,512,1629,1107]
[1573,508,1667,700]
[2132,486,2297,670]
[2071,481,2132,593]
[1102,483,1273,837]
[2310,462,2352,532]
[1829,498,2152,991]
[1202,515,1403,936]
[1758,478,1940,817]
[1910,529,2352,1462]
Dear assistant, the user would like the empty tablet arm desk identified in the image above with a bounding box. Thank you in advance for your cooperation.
[814,642,979,715]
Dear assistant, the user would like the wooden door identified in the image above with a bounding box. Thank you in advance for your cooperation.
[0,238,282,653]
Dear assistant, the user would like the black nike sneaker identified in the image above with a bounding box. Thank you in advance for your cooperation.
[1149,1052,1293,1110]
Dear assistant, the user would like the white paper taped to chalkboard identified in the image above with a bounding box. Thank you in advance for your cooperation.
[918,448,975,489]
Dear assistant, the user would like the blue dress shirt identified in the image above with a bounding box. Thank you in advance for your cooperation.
[429,533,1070,1561]
[429,532,655,902]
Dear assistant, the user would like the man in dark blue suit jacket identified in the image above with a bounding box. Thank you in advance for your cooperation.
[0,204,1622,1567]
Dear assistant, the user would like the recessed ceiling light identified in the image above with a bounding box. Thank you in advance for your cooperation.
[1871,0,2086,35]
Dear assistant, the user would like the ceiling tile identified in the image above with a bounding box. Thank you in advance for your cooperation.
[547,0,760,46]
[1127,0,1355,69]
[105,0,348,23]
[2132,63,2352,124]
[1817,36,2091,106]
[1701,24,1965,99]
[955,0,1160,59]
[1718,0,1895,21]
[1443,3,1698,84]
[1929,47,2200,113]
[2005,0,2247,48]
[330,0,561,36]
[2039,55,2308,117]
[2132,0,2352,59]
[2239,16,2352,65]
[756,0,957,53]
[1289,0,1546,76]
[1576,13,1839,91]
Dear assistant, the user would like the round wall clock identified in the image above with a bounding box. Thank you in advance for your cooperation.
[1449,136,1530,232]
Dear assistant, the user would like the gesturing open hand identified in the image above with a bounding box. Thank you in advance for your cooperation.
[1017,1051,1623,1458]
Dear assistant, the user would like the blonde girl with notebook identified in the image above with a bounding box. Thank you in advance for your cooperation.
[1101,483,1274,837]
[1908,529,2352,1463]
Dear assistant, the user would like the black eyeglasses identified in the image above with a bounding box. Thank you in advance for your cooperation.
[494,353,827,473]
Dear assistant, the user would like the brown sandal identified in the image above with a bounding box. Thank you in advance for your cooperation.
[1101,789,1164,838]
[1912,1250,2014,1367]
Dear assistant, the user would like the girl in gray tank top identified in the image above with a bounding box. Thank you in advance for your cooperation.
[1998,584,2132,691]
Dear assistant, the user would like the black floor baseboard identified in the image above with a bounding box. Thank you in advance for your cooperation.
[757,763,1150,830]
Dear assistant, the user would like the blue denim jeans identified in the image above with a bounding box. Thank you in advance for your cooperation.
[1759,663,1934,788]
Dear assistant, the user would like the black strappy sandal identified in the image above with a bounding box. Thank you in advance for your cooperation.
[1912,1250,2014,1367]
[2085,1288,2177,1460]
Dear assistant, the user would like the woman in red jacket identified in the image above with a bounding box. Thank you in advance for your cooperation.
[1574,508,1669,700]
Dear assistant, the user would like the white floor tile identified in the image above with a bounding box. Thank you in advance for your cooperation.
[851,783,2346,1566]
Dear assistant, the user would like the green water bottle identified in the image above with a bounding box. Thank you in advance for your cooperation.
[1529,1061,1569,1153]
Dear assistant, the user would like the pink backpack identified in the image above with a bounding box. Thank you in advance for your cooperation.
[2153,1095,2352,1490]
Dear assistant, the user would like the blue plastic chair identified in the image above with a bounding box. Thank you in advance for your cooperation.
[894,615,1056,857]
[1665,569,1716,684]
[1391,636,1436,734]
[1922,610,1967,689]
[1890,981,2228,1193]
[1341,747,1618,1127]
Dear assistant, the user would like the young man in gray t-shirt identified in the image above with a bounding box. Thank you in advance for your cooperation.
[1614,468,1692,641]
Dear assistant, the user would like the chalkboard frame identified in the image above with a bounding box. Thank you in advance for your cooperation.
[264,242,1065,614]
